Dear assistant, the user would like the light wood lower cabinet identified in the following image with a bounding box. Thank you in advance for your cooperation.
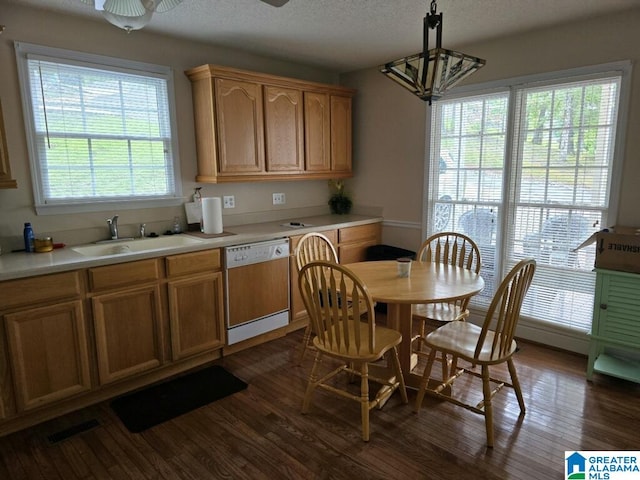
[91,284,164,385]
[0,271,88,414]
[338,223,382,264]
[88,259,164,385]
[166,249,225,361]
[4,301,91,411]
[288,224,381,327]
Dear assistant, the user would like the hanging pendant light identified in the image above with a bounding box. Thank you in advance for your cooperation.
[380,0,485,104]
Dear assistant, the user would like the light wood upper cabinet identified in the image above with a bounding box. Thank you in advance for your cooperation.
[304,92,331,173]
[330,95,353,173]
[0,99,17,189]
[185,64,355,183]
[215,78,265,176]
[264,86,304,173]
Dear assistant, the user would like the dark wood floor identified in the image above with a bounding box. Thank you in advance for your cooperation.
[0,328,638,480]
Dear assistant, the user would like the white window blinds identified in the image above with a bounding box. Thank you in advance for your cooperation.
[426,68,625,332]
[16,42,180,212]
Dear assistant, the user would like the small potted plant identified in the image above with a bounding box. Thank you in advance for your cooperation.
[328,179,352,215]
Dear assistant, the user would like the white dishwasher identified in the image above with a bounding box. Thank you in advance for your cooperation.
[224,238,290,345]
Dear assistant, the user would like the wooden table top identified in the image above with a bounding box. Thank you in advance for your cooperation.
[344,260,485,304]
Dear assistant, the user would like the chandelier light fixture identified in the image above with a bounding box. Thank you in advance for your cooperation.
[81,0,183,33]
[380,0,486,104]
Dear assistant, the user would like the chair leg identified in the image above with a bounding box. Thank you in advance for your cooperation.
[360,362,370,442]
[440,352,450,381]
[507,358,526,414]
[297,322,312,364]
[414,347,437,412]
[481,365,494,448]
[302,351,322,414]
[389,347,408,404]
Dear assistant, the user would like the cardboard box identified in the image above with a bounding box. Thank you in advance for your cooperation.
[575,226,640,274]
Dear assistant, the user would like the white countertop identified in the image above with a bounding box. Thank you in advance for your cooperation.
[0,214,382,281]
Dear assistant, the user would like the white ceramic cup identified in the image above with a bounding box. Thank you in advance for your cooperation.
[397,257,412,277]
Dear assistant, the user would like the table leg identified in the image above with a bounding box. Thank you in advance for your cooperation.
[386,303,425,389]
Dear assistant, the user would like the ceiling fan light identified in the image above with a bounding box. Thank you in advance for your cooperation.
[103,0,147,17]
[102,8,153,32]
[154,0,184,13]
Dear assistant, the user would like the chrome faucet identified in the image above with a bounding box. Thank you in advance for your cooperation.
[107,215,119,240]
[139,223,146,239]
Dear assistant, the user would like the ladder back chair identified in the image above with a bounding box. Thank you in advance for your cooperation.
[294,232,339,363]
[298,260,408,442]
[414,258,536,447]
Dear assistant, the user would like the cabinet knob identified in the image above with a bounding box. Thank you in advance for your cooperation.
[600,303,608,310]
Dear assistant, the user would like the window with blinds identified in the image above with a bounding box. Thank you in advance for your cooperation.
[15,42,181,214]
[425,67,626,332]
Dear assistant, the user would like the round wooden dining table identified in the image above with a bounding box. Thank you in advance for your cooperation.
[344,260,485,389]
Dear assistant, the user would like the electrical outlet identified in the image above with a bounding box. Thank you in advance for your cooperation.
[223,195,235,208]
[272,193,286,205]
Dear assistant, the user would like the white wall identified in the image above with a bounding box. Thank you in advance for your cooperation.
[0,4,341,250]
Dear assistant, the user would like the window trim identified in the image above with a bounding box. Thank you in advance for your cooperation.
[15,41,183,215]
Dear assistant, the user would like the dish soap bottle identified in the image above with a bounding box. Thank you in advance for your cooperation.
[173,216,182,234]
[23,222,35,253]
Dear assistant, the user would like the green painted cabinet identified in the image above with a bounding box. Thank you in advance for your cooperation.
[587,269,640,383]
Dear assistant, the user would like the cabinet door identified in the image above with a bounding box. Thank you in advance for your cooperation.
[0,99,17,189]
[304,92,331,172]
[596,273,640,344]
[215,78,265,175]
[168,272,224,360]
[5,301,91,411]
[330,95,352,173]
[92,285,164,385]
[264,86,304,173]
[338,224,381,264]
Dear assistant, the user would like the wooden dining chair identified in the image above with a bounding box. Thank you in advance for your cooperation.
[413,232,482,327]
[294,232,339,363]
[412,232,482,378]
[414,258,536,447]
[298,260,408,442]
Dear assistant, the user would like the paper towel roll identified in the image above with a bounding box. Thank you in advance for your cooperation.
[202,197,223,234]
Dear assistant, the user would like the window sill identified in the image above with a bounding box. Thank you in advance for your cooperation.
[35,197,185,216]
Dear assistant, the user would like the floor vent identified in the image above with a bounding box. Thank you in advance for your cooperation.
[47,419,100,444]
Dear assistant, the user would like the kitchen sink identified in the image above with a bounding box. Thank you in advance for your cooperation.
[71,235,205,257]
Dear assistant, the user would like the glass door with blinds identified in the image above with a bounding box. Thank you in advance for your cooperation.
[425,67,626,332]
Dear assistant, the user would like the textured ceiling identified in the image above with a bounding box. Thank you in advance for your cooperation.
[7,0,640,72]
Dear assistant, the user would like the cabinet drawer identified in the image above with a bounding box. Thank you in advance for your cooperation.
[0,271,83,310]
[88,259,160,292]
[339,224,380,243]
[290,230,337,252]
[165,249,221,278]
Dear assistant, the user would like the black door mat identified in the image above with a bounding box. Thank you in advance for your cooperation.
[110,365,247,433]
